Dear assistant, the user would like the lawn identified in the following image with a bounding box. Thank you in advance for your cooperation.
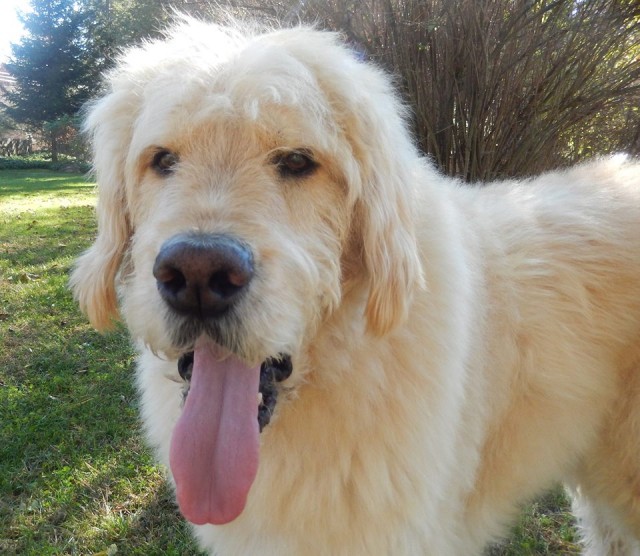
[0,169,580,555]
[0,170,200,555]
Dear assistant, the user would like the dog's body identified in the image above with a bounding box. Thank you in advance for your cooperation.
[72,19,640,555]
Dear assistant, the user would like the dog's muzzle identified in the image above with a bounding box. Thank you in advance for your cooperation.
[158,233,292,432]
[153,233,254,318]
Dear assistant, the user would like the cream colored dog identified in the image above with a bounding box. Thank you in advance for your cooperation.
[71,19,640,555]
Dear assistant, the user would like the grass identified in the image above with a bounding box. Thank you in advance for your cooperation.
[0,170,200,555]
[0,169,580,555]
[487,489,581,555]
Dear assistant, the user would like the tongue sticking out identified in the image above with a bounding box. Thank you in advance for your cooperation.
[169,338,260,525]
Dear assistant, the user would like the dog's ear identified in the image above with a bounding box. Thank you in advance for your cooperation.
[70,92,133,331]
[340,64,426,336]
[275,31,425,335]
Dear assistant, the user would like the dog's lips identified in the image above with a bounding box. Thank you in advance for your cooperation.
[169,337,260,525]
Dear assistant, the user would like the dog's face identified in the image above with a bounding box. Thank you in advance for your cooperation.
[72,21,424,365]
[118,94,351,364]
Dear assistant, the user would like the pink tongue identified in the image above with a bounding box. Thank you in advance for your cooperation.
[169,339,260,525]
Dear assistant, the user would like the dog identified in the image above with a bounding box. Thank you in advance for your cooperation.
[71,18,640,555]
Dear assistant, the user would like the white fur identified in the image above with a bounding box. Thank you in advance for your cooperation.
[71,19,640,555]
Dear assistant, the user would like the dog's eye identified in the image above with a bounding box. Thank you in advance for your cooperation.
[152,150,179,175]
[275,151,317,178]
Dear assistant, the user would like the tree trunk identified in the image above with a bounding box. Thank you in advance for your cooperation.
[51,130,58,163]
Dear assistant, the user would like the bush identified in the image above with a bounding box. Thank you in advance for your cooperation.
[0,153,91,173]
[294,0,640,181]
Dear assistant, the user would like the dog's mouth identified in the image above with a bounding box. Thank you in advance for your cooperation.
[177,350,292,432]
[168,337,292,526]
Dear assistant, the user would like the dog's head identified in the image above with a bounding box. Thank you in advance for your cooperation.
[71,19,423,355]
[70,19,424,524]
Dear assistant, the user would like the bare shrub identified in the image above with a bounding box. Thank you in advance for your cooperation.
[292,0,640,180]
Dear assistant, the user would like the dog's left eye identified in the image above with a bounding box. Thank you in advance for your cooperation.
[152,150,179,175]
[275,151,317,178]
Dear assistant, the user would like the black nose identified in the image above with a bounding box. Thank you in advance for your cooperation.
[153,233,254,318]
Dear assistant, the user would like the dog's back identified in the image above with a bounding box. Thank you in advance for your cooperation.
[440,155,640,552]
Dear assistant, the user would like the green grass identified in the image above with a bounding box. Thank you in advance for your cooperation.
[0,170,200,555]
[487,489,580,555]
[0,169,580,554]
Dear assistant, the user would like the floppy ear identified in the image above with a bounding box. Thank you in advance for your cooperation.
[274,30,425,335]
[341,63,425,336]
[70,91,133,331]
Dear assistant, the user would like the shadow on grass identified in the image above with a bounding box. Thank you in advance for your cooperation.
[1,431,199,554]
[0,169,95,197]
[1,204,96,270]
[0,316,200,554]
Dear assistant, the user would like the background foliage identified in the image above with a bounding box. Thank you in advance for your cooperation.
[1,0,639,178]
[5,0,640,177]
[297,0,640,180]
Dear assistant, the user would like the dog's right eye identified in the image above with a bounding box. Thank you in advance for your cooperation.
[274,150,317,179]
[152,150,179,175]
